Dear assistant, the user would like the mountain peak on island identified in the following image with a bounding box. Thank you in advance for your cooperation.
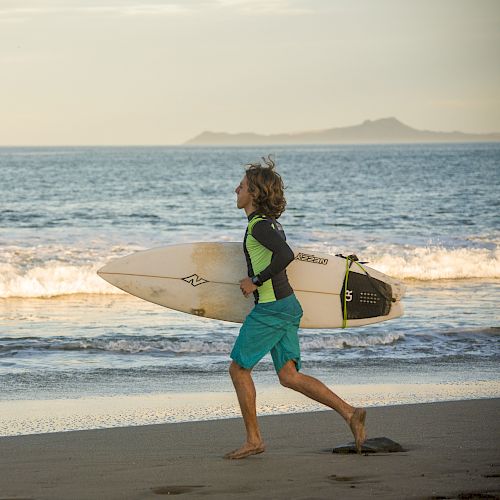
[362,117,405,127]
[185,118,500,146]
[363,116,399,124]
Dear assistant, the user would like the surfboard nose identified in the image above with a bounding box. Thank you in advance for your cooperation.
[97,259,121,277]
[97,258,128,287]
[97,263,110,276]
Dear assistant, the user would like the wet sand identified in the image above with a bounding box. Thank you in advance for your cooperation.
[0,398,499,499]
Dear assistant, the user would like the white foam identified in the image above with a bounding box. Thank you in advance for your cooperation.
[0,262,122,298]
[81,337,233,354]
[1,244,498,298]
[369,246,500,281]
[301,332,404,350]
[1,332,404,355]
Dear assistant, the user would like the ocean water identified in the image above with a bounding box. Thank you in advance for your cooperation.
[1,144,499,435]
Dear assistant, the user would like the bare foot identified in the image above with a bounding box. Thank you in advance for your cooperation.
[224,442,265,460]
[349,408,367,454]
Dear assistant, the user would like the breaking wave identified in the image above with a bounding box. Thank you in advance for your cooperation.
[0,332,406,355]
[0,262,121,298]
[1,244,498,298]
[369,246,500,281]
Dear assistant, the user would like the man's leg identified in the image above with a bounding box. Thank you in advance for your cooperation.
[278,360,366,451]
[225,361,266,459]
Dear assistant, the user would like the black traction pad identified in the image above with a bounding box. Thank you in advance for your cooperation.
[341,270,393,319]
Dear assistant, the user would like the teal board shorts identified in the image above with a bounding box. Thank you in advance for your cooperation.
[230,294,303,374]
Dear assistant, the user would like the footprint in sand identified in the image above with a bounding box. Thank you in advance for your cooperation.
[151,485,205,495]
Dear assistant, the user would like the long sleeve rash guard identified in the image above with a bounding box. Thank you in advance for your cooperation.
[243,213,295,304]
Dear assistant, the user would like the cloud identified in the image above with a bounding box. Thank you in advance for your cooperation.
[0,0,313,19]
[85,4,193,16]
[214,0,313,15]
[431,98,500,110]
[0,1,197,19]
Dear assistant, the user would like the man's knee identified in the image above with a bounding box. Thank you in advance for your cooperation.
[278,361,299,389]
[229,361,240,378]
[229,360,250,379]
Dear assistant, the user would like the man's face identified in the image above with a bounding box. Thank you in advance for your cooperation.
[235,175,253,211]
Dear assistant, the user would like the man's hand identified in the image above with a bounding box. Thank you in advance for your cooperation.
[239,277,257,297]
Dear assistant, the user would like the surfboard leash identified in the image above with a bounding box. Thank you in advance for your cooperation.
[342,257,351,328]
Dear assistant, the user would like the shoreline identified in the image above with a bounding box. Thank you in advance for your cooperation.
[1,398,499,499]
[1,378,499,438]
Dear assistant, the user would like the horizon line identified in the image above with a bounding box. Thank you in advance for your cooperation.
[2,140,500,148]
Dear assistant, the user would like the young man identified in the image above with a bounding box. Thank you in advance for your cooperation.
[226,156,366,460]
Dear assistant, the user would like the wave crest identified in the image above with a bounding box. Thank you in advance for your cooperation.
[370,246,499,281]
[1,244,498,298]
[0,333,405,355]
[0,263,121,298]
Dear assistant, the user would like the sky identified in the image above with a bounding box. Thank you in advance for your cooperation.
[1,0,500,145]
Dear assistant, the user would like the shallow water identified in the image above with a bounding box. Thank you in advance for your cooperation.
[1,144,499,434]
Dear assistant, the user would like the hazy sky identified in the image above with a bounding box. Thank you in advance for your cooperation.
[2,0,499,145]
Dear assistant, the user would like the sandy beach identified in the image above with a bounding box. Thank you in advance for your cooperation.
[1,398,499,499]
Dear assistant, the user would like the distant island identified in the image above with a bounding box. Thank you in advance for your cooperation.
[184,117,500,145]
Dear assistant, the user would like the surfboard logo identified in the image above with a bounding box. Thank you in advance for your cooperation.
[295,252,329,265]
[182,274,209,287]
[345,289,353,302]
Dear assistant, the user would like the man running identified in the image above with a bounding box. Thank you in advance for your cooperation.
[225,155,366,459]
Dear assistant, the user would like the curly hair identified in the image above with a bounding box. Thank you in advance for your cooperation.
[245,155,286,219]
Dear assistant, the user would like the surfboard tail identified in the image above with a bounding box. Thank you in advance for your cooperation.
[391,281,406,302]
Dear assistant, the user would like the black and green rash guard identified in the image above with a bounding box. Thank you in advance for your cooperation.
[244,212,295,304]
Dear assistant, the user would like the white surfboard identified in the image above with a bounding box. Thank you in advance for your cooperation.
[97,242,405,329]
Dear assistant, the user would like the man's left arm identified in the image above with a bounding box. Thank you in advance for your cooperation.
[239,220,294,296]
[251,220,294,283]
